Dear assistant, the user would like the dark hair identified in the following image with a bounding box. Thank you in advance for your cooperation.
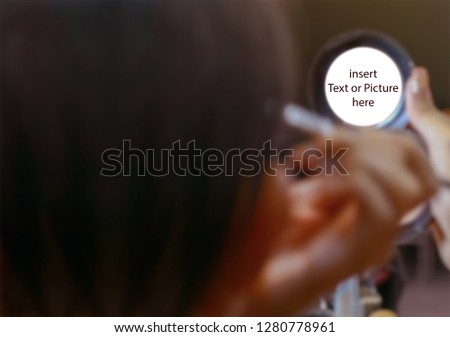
[1,0,295,315]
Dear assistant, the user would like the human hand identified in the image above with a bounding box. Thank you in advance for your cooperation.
[406,67,450,269]
[197,106,437,316]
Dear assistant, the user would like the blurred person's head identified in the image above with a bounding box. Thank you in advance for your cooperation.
[1,0,295,315]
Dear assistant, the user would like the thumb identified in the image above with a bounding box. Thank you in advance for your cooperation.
[406,67,440,137]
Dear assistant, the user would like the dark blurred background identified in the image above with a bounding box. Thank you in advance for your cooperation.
[1,0,449,317]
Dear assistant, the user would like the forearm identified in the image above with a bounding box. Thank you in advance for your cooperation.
[430,141,450,268]
[432,188,450,233]
[432,138,450,221]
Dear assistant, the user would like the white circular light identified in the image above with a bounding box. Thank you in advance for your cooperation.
[324,47,403,127]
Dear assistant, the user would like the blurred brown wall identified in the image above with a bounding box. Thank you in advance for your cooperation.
[285,0,450,108]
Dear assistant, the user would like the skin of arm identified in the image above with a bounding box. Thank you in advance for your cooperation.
[406,67,450,269]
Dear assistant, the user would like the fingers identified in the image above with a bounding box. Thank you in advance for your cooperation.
[282,177,353,248]
[406,67,450,180]
[283,127,437,246]
[365,135,437,213]
[406,67,436,116]
[406,67,441,139]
